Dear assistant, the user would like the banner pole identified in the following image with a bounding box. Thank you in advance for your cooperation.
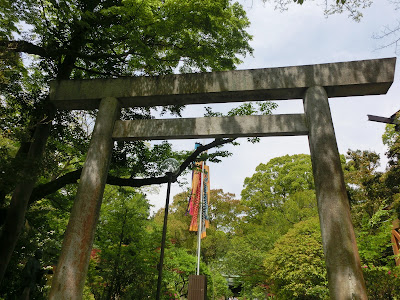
[196,161,205,275]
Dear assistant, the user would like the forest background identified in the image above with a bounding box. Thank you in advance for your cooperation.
[1,0,400,299]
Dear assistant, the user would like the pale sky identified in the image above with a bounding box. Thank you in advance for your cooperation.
[146,0,400,213]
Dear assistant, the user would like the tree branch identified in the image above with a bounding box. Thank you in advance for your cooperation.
[0,40,49,57]
[29,168,83,205]
[29,138,236,205]
[171,137,236,182]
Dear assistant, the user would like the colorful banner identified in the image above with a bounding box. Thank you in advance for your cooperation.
[188,161,202,232]
[201,165,210,238]
[187,162,210,239]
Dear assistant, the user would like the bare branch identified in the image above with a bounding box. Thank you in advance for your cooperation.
[373,21,400,53]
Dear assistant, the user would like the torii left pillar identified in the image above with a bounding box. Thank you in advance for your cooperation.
[49,97,120,299]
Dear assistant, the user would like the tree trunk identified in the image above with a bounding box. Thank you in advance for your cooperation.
[0,42,78,284]
[0,115,52,284]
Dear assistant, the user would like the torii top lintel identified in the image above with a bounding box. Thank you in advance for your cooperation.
[50,58,396,110]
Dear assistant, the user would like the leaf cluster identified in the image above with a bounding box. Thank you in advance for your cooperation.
[241,154,314,218]
[263,217,329,299]
[5,0,253,77]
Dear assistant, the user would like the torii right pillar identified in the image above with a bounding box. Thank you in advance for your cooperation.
[304,86,367,299]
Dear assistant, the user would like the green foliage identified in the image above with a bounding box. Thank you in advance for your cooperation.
[5,1,394,298]
[0,0,255,202]
[146,244,187,300]
[153,190,197,252]
[224,235,268,291]
[153,189,246,256]
[344,149,399,268]
[383,122,400,219]
[264,217,329,300]
[153,189,249,298]
[207,189,247,233]
[356,208,393,266]
[225,101,278,117]
[0,0,19,39]
[382,122,398,151]
[344,150,388,215]
[215,155,319,297]
[209,265,231,299]
[0,2,257,251]
[0,194,73,299]
[162,247,227,300]
[362,265,400,299]
[241,154,314,218]
[86,188,229,299]
[6,0,252,77]
[1,4,254,290]
[4,146,400,299]
[0,134,19,204]
[204,101,278,143]
[87,187,157,299]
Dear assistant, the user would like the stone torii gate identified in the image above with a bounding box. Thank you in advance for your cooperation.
[48,58,396,299]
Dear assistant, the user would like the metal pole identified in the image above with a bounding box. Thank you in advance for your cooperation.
[196,162,205,275]
[156,173,173,300]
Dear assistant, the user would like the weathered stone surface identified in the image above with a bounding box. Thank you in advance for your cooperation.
[49,97,120,300]
[304,86,367,300]
[112,114,308,140]
[50,58,396,110]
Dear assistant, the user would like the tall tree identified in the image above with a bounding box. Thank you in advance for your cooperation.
[241,154,315,220]
[263,217,329,299]
[382,119,400,219]
[86,187,158,299]
[219,154,318,297]
[152,189,242,299]
[153,189,246,259]
[0,0,253,284]
[344,149,390,223]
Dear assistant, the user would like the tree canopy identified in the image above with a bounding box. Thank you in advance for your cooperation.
[0,0,255,287]
[1,0,253,77]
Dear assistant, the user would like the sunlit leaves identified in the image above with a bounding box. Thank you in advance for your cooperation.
[241,154,314,217]
[8,0,252,77]
[89,187,156,299]
[263,217,328,299]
